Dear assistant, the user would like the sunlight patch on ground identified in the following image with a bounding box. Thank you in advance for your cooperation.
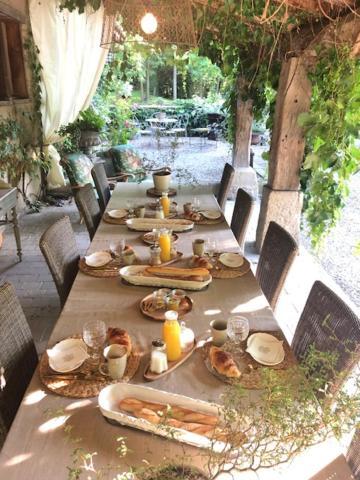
[66,399,93,411]
[231,295,267,314]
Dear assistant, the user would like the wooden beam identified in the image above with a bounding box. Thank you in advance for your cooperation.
[0,1,26,23]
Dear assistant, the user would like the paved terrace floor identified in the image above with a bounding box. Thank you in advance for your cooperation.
[0,137,358,353]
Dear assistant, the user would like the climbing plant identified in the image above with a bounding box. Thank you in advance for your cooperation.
[299,46,360,248]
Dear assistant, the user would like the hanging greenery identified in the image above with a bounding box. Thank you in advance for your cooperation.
[299,46,360,248]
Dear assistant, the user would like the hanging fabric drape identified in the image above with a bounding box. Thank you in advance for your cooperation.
[29,0,108,187]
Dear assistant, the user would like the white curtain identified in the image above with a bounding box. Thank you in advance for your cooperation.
[29,0,108,187]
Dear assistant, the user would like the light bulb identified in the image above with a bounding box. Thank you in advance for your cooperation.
[140,12,158,35]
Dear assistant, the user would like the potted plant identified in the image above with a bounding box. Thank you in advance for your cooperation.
[152,166,172,193]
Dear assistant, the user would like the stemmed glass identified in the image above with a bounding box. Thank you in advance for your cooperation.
[206,238,217,261]
[192,197,200,213]
[227,316,250,346]
[109,238,125,258]
[126,199,135,218]
[82,320,107,365]
[152,228,161,246]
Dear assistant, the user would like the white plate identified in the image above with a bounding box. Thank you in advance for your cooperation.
[85,251,112,268]
[108,209,127,219]
[47,339,89,373]
[246,333,285,366]
[201,210,222,220]
[98,383,229,452]
[120,265,212,291]
[219,253,244,268]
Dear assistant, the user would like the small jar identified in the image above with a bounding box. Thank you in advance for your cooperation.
[150,339,168,374]
[149,245,162,266]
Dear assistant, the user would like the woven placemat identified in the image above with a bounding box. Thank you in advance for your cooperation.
[103,212,129,225]
[201,332,296,390]
[210,255,251,279]
[39,343,141,398]
[79,257,122,278]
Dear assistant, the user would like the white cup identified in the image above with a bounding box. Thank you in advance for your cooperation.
[210,319,228,346]
[100,344,127,380]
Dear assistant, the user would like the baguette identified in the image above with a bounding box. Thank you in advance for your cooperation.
[119,398,218,426]
[146,266,209,279]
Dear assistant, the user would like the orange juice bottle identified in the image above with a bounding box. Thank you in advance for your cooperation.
[159,229,171,262]
[161,192,170,217]
[162,310,181,361]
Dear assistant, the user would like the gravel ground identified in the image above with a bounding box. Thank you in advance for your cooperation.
[301,172,360,308]
[133,136,360,308]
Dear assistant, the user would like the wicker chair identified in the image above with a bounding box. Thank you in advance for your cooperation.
[217,163,235,211]
[91,162,131,214]
[39,216,80,307]
[75,183,101,241]
[0,282,38,449]
[292,281,360,394]
[230,188,255,251]
[347,428,360,480]
[256,221,298,310]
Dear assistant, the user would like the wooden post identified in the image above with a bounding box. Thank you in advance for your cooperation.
[173,64,177,100]
[256,56,312,250]
[230,77,258,198]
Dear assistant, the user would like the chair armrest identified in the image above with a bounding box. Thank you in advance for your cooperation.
[109,173,135,181]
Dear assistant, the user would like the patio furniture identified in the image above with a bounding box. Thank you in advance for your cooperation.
[347,428,360,480]
[256,221,298,310]
[39,216,80,307]
[91,162,131,214]
[0,282,38,449]
[0,188,22,261]
[74,183,101,241]
[0,183,348,480]
[230,188,255,251]
[217,163,235,210]
[291,280,360,394]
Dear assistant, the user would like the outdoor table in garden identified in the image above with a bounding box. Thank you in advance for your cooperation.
[0,183,344,480]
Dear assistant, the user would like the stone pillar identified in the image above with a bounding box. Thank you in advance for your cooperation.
[231,79,258,199]
[256,56,311,250]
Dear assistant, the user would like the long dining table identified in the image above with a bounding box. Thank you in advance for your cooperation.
[0,182,344,480]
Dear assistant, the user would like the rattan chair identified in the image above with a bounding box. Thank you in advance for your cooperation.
[75,183,101,241]
[230,188,255,251]
[0,282,38,449]
[256,221,298,310]
[217,163,235,211]
[39,216,80,307]
[91,162,130,214]
[292,281,360,394]
[347,428,360,480]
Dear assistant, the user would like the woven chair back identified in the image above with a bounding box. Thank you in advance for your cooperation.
[0,282,38,448]
[347,428,360,480]
[75,183,101,241]
[256,221,298,310]
[217,163,235,211]
[91,162,111,214]
[230,188,255,251]
[39,216,80,307]
[292,280,360,395]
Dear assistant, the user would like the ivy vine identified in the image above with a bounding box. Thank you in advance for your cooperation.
[299,46,360,248]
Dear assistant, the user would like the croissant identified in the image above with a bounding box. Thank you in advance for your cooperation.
[187,212,201,222]
[107,327,132,356]
[189,255,213,270]
[209,346,241,378]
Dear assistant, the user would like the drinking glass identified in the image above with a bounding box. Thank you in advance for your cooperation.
[227,316,250,344]
[82,320,107,364]
[126,199,135,218]
[109,238,125,258]
[152,288,171,310]
[193,197,200,212]
[206,239,217,259]
[152,228,161,246]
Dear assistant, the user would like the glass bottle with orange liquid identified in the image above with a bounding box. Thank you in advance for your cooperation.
[162,310,181,361]
[159,228,171,262]
[160,192,170,217]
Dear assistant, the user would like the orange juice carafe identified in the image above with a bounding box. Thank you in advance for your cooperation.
[162,310,181,361]
[161,192,170,217]
[159,229,171,262]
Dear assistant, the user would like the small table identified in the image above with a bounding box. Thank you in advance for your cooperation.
[0,188,22,261]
